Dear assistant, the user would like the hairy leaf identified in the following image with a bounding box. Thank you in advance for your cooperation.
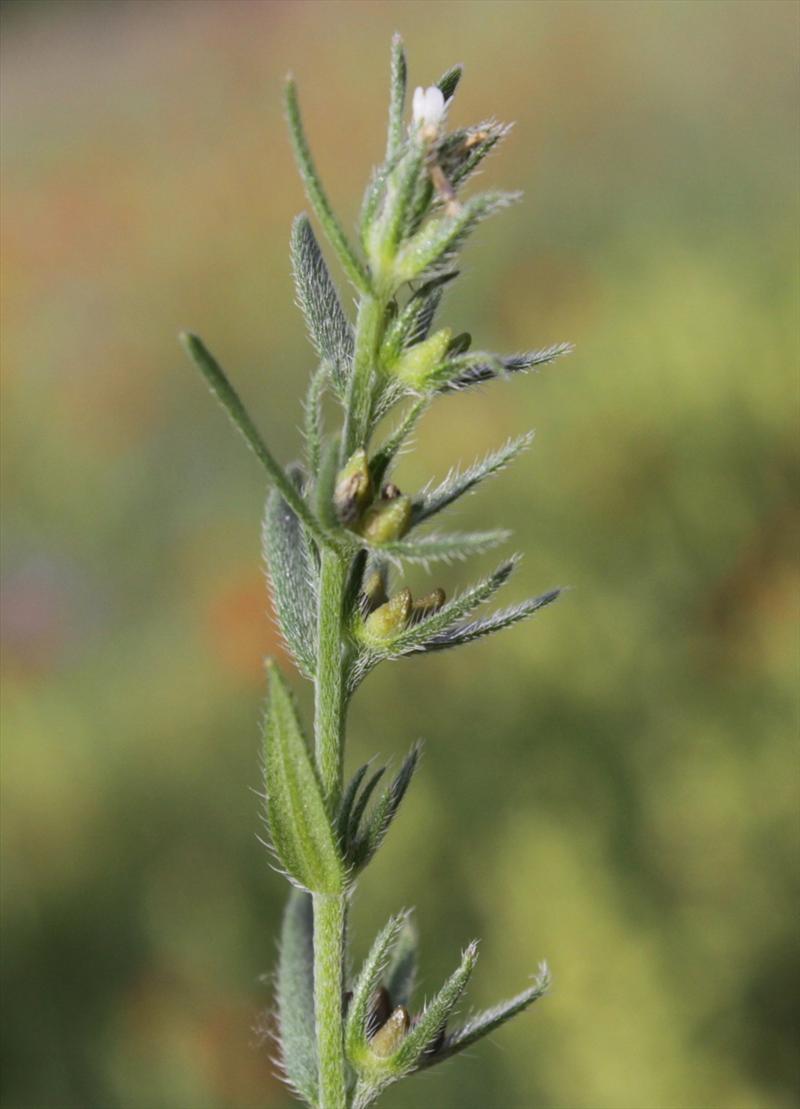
[384,915,418,1009]
[291,215,354,394]
[263,664,345,894]
[346,911,413,1064]
[386,34,407,162]
[350,744,422,870]
[394,191,521,284]
[374,529,511,566]
[275,890,317,1102]
[419,963,550,1070]
[284,79,370,293]
[412,433,533,524]
[436,63,463,102]
[443,342,573,391]
[262,472,319,678]
[423,589,561,652]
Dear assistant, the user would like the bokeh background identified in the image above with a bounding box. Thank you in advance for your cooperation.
[2,2,798,1107]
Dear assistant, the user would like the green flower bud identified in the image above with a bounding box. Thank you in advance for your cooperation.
[393,328,452,390]
[363,588,412,644]
[334,448,373,526]
[358,495,412,545]
[369,1005,410,1058]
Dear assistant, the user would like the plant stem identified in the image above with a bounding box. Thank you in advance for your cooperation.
[313,892,348,1109]
[315,548,347,808]
[313,547,348,1108]
[342,294,386,461]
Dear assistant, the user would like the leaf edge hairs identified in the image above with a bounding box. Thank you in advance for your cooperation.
[181,34,570,1109]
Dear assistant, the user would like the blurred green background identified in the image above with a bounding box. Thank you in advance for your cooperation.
[1,1,797,1107]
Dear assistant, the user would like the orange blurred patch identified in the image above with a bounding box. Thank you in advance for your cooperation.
[205,570,290,685]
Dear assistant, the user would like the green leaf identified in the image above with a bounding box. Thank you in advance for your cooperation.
[422,590,562,652]
[418,963,550,1071]
[350,744,421,870]
[275,890,317,1103]
[291,215,354,394]
[263,664,345,894]
[394,191,520,283]
[284,78,371,294]
[436,63,463,102]
[346,911,412,1065]
[375,529,511,566]
[386,34,408,162]
[384,915,418,1009]
[180,332,333,551]
[262,472,319,678]
[437,120,512,191]
[303,362,327,479]
[443,342,573,391]
[412,433,534,524]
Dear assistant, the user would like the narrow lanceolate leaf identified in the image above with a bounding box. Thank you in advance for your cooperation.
[284,78,370,294]
[394,191,521,283]
[263,664,345,894]
[337,761,371,847]
[346,911,412,1063]
[350,744,422,870]
[386,34,408,162]
[180,332,331,550]
[275,890,317,1103]
[422,590,562,652]
[291,215,354,393]
[436,63,463,102]
[444,342,573,391]
[412,432,535,524]
[384,915,418,1009]
[369,398,429,488]
[262,474,319,678]
[303,362,327,479]
[419,963,550,1071]
[381,941,479,1079]
[375,529,511,567]
[388,558,519,656]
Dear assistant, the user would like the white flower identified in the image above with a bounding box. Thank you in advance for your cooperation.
[412,85,446,133]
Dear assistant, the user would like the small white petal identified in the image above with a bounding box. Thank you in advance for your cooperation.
[423,86,445,125]
[412,86,426,124]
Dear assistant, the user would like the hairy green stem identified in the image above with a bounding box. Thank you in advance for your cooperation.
[313,892,348,1109]
[314,549,347,808]
[342,294,387,461]
[313,548,348,1107]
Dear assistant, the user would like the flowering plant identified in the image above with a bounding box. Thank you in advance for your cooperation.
[182,35,568,1109]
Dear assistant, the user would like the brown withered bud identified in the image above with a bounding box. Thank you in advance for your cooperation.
[333,448,373,526]
[365,985,393,1039]
[369,1005,410,1058]
[381,482,402,501]
[411,588,446,623]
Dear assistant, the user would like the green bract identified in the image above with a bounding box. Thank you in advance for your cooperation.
[182,32,569,1109]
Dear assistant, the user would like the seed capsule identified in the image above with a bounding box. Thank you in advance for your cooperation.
[333,448,373,526]
[393,328,452,391]
[411,588,446,623]
[361,570,388,613]
[369,1005,410,1058]
[366,986,393,1038]
[363,588,412,644]
[358,495,412,545]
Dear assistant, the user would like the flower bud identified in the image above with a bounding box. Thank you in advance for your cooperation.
[369,1005,410,1058]
[393,328,452,391]
[411,588,446,622]
[363,588,412,644]
[358,494,412,545]
[333,448,373,526]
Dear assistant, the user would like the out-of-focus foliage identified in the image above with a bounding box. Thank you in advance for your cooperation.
[1,2,797,1107]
